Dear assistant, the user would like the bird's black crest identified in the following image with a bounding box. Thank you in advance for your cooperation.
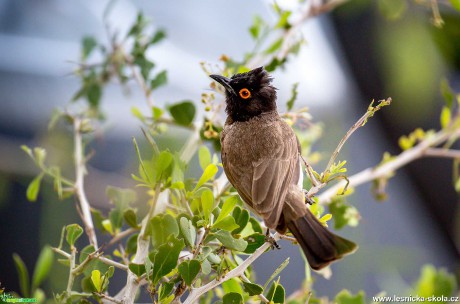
[230,66,273,88]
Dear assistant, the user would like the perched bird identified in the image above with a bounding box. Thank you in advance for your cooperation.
[210,67,357,270]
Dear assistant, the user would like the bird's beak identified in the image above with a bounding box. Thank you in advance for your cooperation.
[210,74,236,96]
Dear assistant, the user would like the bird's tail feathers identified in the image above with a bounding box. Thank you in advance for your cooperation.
[287,209,357,270]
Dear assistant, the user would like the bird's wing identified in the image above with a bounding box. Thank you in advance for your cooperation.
[222,156,254,206]
[251,129,299,227]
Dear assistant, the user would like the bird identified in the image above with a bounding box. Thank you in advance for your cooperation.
[210,67,357,270]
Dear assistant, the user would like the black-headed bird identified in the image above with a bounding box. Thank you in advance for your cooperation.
[210,67,357,270]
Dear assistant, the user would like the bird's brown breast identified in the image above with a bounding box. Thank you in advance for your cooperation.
[220,111,297,208]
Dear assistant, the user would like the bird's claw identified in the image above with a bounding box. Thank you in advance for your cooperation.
[303,189,315,205]
[265,229,280,250]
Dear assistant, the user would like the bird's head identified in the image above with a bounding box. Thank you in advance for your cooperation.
[210,67,277,122]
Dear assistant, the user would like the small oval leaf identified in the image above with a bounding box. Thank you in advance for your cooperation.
[66,224,83,247]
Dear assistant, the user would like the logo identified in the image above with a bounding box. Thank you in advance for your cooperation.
[0,289,37,303]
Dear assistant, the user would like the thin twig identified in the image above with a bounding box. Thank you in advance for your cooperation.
[98,256,129,271]
[300,155,320,187]
[65,247,76,301]
[74,117,98,249]
[99,293,123,304]
[52,247,71,259]
[424,148,460,159]
[107,228,138,247]
[325,98,391,174]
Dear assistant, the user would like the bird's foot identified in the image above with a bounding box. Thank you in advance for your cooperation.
[303,190,315,205]
[265,229,280,250]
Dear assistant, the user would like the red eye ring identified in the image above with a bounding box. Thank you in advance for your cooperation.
[239,88,251,99]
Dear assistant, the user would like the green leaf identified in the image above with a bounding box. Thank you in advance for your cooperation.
[151,70,168,90]
[242,281,263,296]
[142,150,175,185]
[149,214,180,247]
[91,208,106,233]
[214,196,238,226]
[87,82,102,108]
[91,270,102,292]
[440,79,454,108]
[179,217,196,247]
[31,246,54,292]
[264,257,290,289]
[232,207,250,235]
[126,233,138,255]
[150,236,185,285]
[275,11,291,29]
[13,253,30,297]
[134,55,154,80]
[377,0,407,20]
[194,164,218,191]
[223,278,244,294]
[212,216,239,231]
[222,292,244,304]
[249,218,263,233]
[26,173,43,202]
[106,266,114,278]
[169,100,196,126]
[335,289,366,304]
[107,186,137,231]
[21,145,33,158]
[265,57,285,72]
[66,224,83,247]
[128,13,146,37]
[201,189,214,222]
[450,0,460,11]
[198,145,212,171]
[153,106,164,120]
[455,178,460,193]
[440,106,451,129]
[123,208,139,228]
[266,280,285,303]
[286,82,299,111]
[329,200,360,229]
[243,233,266,254]
[415,264,457,298]
[82,36,97,59]
[201,259,212,275]
[249,15,264,39]
[33,147,46,167]
[128,263,146,277]
[156,150,174,180]
[264,37,283,54]
[131,106,145,122]
[178,259,201,286]
[158,282,174,301]
[102,219,114,235]
[151,29,166,44]
[215,230,248,251]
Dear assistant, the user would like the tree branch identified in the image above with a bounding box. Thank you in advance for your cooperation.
[317,129,457,204]
[119,184,161,304]
[74,117,98,249]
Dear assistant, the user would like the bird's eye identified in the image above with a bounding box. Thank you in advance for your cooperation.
[239,88,251,99]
